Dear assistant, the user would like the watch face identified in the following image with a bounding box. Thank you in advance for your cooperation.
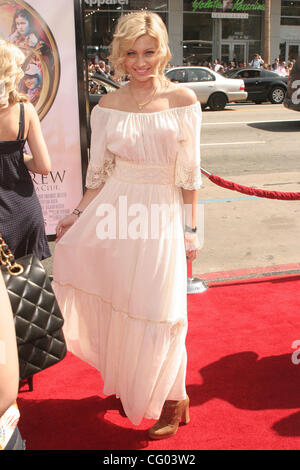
[0,0,60,120]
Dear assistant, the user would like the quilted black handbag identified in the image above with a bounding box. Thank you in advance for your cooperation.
[0,234,67,390]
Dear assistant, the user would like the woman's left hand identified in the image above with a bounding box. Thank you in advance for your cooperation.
[184,231,200,263]
[186,249,198,263]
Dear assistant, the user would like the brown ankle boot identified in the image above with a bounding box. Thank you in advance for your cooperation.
[148,396,190,440]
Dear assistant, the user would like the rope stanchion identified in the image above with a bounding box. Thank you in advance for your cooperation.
[187,261,208,294]
[201,168,300,200]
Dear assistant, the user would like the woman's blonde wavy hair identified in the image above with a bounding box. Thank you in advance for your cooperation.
[0,39,28,110]
[109,11,171,82]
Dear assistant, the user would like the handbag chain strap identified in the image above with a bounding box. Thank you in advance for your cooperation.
[0,234,24,276]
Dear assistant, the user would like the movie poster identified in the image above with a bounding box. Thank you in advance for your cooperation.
[0,0,84,235]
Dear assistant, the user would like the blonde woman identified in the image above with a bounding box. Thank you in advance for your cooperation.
[53,11,201,440]
[0,272,25,450]
[0,39,51,259]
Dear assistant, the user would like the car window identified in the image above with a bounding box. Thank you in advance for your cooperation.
[187,69,214,82]
[224,69,237,77]
[167,69,188,83]
[240,70,261,78]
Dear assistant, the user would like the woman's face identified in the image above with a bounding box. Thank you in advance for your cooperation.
[25,75,38,90]
[124,34,160,82]
[15,15,30,36]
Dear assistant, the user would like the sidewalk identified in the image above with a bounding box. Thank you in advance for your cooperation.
[193,171,300,277]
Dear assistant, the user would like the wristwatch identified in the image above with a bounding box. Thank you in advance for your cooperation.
[184,225,197,233]
[72,209,82,217]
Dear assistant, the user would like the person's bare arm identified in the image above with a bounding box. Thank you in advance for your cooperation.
[181,188,198,262]
[0,273,19,418]
[56,185,104,241]
[176,87,200,262]
[24,102,51,175]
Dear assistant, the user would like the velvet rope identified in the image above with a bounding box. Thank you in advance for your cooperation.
[201,169,300,200]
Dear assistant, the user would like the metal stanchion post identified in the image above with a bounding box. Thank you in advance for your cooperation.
[187,261,208,294]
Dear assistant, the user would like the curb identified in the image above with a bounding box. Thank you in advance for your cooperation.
[195,263,300,285]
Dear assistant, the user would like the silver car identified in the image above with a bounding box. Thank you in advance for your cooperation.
[165,66,247,111]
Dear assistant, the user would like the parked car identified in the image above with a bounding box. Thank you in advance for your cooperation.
[165,66,247,111]
[284,56,300,111]
[89,74,120,110]
[224,67,288,104]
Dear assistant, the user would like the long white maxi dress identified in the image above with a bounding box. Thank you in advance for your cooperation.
[52,102,202,426]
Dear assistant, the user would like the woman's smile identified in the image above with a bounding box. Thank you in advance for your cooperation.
[124,34,160,82]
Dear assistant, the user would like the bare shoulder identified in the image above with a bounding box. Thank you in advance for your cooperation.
[23,101,40,127]
[97,87,125,109]
[166,83,197,108]
[23,101,44,141]
[24,100,38,119]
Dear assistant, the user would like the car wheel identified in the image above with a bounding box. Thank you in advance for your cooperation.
[269,86,286,104]
[208,93,227,111]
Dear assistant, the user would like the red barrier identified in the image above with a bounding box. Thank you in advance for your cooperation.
[201,168,300,201]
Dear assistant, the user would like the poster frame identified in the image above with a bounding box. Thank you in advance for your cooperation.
[74,0,89,193]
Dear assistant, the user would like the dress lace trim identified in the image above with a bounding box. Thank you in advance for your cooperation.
[86,154,115,189]
[175,164,202,190]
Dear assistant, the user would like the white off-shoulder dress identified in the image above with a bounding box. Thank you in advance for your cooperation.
[52,102,202,426]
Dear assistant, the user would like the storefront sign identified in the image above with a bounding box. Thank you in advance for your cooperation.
[212,12,249,18]
[85,0,129,6]
[0,0,84,235]
[193,0,223,8]
[192,0,265,12]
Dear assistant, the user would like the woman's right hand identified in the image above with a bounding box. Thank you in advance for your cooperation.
[56,213,78,241]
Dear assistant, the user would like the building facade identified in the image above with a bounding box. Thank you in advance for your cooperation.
[84,0,300,67]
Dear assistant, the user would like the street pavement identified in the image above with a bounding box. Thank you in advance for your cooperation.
[43,102,300,281]
[193,102,300,279]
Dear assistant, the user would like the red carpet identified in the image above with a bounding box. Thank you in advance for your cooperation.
[17,274,300,450]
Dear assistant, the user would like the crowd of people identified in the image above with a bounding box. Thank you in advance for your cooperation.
[181,53,296,77]
[88,59,118,94]
[88,59,114,80]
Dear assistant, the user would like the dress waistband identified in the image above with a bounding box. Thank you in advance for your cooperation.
[113,157,175,185]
